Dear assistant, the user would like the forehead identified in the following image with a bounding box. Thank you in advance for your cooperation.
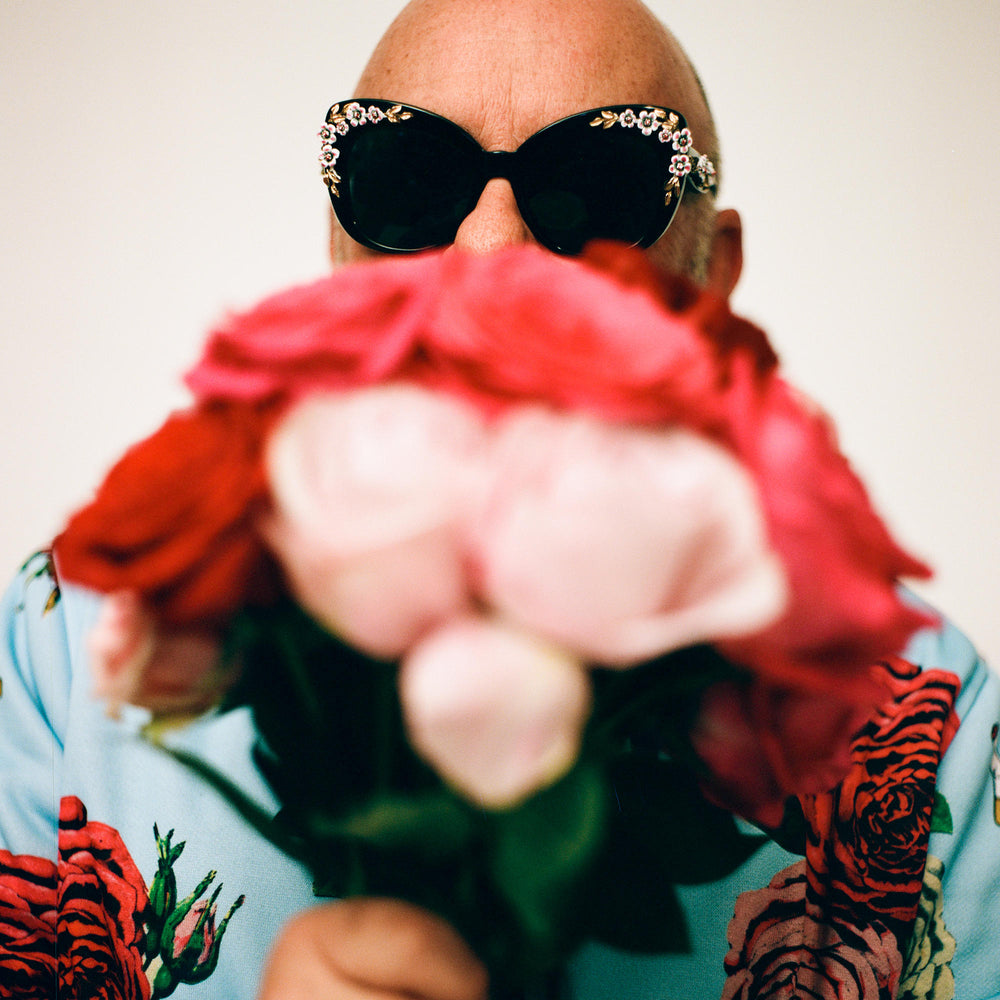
[356,1,696,148]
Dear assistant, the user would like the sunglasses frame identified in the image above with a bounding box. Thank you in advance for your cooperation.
[320,99,718,255]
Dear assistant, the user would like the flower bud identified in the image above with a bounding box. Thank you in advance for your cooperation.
[154,868,244,995]
[145,824,184,958]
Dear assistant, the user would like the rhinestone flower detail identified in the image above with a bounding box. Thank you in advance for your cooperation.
[319,102,413,197]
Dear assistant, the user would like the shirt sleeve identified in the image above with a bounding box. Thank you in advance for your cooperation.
[0,551,72,856]
[903,600,1000,1000]
[567,600,1000,1000]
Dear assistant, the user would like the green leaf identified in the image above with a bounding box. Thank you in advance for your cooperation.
[578,755,766,954]
[487,762,607,966]
[311,791,475,858]
[929,790,953,835]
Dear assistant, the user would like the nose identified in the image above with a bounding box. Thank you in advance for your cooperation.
[452,178,535,254]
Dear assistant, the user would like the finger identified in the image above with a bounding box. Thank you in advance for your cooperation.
[257,898,489,1000]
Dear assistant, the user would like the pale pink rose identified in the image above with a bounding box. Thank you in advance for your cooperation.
[87,591,225,717]
[470,410,787,666]
[399,616,591,809]
[261,386,488,658]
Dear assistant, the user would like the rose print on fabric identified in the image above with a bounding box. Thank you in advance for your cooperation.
[722,862,902,1000]
[0,798,242,999]
[800,658,960,941]
[0,851,61,999]
[58,797,152,999]
[898,855,955,1000]
[0,797,151,1000]
[723,658,960,1000]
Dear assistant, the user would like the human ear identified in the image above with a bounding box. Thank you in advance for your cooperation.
[328,208,347,266]
[328,209,381,267]
[704,207,743,298]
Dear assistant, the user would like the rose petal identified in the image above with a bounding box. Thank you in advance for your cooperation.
[719,378,935,694]
[262,387,487,655]
[691,680,871,827]
[261,517,471,659]
[54,406,271,629]
[399,616,591,809]
[472,410,786,665]
[265,386,488,553]
[87,591,227,718]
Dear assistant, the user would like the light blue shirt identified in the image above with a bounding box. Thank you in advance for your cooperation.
[2,554,998,999]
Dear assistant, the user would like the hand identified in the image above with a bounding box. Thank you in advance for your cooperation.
[257,897,489,1000]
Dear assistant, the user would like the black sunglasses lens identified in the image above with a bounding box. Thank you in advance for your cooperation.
[342,124,482,252]
[519,121,675,254]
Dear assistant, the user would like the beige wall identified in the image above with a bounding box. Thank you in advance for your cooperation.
[2,2,998,662]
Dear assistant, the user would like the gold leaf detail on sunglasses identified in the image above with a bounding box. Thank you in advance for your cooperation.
[590,110,621,129]
[384,104,414,124]
[324,170,342,197]
[663,176,680,207]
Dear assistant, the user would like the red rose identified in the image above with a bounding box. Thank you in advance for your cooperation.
[691,680,873,828]
[0,851,58,999]
[723,862,902,1000]
[56,797,151,1000]
[55,404,276,630]
[801,658,960,937]
[420,247,722,424]
[185,253,451,403]
[579,241,780,380]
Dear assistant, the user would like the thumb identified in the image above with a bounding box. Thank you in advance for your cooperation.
[257,897,489,1000]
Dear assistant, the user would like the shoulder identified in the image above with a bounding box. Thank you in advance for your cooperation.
[0,552,102,853]
[900,590,1000,1000]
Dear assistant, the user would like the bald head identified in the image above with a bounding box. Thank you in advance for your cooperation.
[333,0,738,288]
[358,0,715,155]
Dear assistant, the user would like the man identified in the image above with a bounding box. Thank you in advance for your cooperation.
[1,3,996,1000]
[327,0,741,298]
[256,2,1000,1000]
[260,10,737,997]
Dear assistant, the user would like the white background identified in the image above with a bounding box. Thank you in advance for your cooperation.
[2,2,998,661]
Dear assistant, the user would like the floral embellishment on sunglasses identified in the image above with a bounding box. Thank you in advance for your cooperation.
[319,102,413,196]
[589,107,717,206]
[318,99,717,256]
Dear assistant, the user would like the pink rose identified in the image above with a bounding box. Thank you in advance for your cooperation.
[186,245,724,427]
[399,616,591,808]
[472,409,787,665]
[422,247,722,423]
[261,386,488,659]
[88,591,229,718]
[717,378,934,698]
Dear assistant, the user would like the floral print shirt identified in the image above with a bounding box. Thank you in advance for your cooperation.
[2,554,999,999]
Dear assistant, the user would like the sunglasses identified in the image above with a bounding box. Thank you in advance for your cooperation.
[319,99,717,256]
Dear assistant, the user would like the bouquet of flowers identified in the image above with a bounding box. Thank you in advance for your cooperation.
[53,243,934,992]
